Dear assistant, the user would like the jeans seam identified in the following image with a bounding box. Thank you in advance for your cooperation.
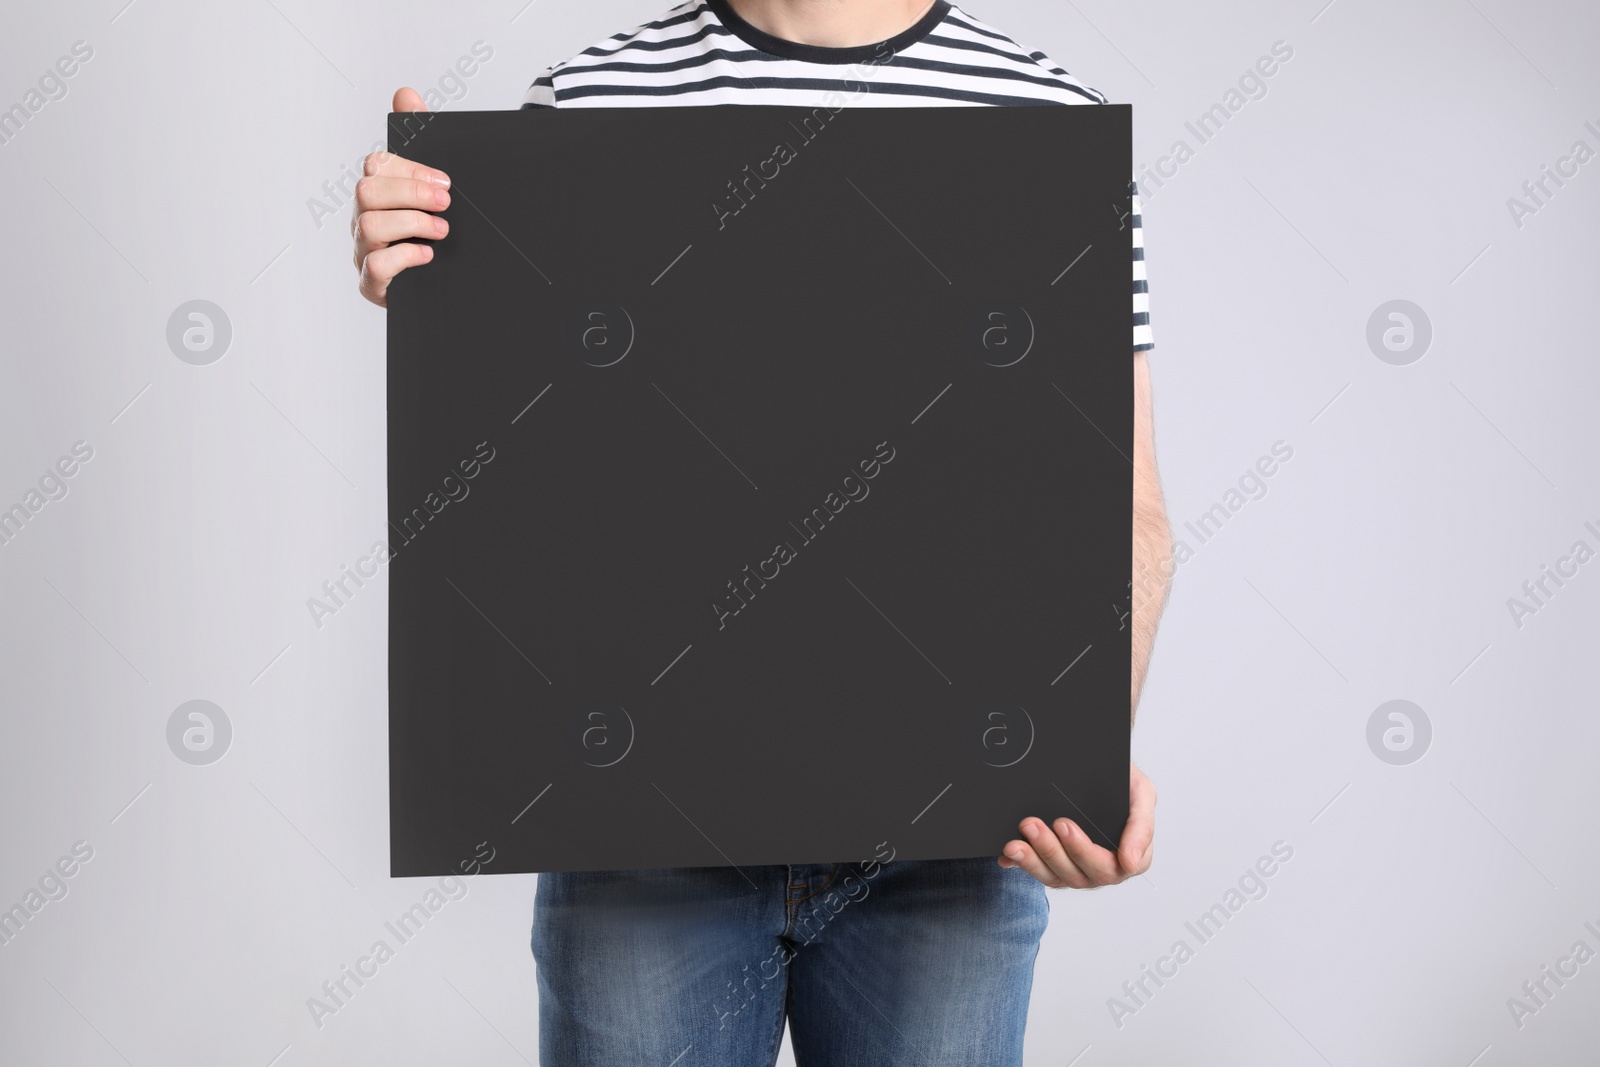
[783,863,795,938]
[787,863,841,907]
[783,863,842,943]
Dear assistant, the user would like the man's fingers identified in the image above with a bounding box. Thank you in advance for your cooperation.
[359,241,434,307]
[1002,768,1159,887]
[393,86,428,113]
[353,89,441,305]
[351,152,449,244]
[355,175,450,214]
[1021,818,1096,888]
[1119,765,1158,873]
[361,149,450,187]
[352,206,447,267]
[351,175,446,212]
[356,209,448,251]
[1056,819,1124,883]
[1000,838,1085,889]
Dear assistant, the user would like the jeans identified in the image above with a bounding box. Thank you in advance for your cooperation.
[532,854,1049,1066]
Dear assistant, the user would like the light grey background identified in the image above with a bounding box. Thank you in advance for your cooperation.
[1,0,1596,1064]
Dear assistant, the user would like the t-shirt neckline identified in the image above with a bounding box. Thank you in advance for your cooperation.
[706,0,952,64]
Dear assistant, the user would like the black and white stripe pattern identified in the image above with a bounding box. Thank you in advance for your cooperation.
[523,0,1152,351]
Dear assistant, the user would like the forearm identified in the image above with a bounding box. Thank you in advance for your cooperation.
[1130,350,1172,720]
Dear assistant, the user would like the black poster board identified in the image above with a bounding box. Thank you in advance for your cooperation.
[386,105,1132,876]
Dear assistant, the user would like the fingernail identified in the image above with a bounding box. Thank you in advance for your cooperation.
[432,172,451,188]
[1006,845,1025,860]
[433,188,449,208]
[1023,821,1039,839]
[419,244,434,261]
[433,216,449,236]
[1057,820,1073,839]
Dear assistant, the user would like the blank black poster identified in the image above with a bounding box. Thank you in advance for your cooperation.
[386,105,1132,876]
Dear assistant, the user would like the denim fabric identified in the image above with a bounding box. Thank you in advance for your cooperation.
[532,855,1048,1066]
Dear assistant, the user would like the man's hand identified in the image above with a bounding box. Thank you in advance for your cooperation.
[354,88,452,307]
[998,763,1155,888]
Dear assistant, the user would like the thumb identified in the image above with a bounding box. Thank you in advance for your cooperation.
[392,86,428,113]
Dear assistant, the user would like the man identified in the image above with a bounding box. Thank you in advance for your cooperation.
[353,2,1171,1063]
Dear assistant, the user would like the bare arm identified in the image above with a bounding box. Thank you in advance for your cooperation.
[1130,349,1173,720]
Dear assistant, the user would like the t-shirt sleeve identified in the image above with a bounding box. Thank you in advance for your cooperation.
[521,67,557,109]
[1131,180,1153,353]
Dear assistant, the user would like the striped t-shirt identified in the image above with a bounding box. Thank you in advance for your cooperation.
[522,0,1152,352]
